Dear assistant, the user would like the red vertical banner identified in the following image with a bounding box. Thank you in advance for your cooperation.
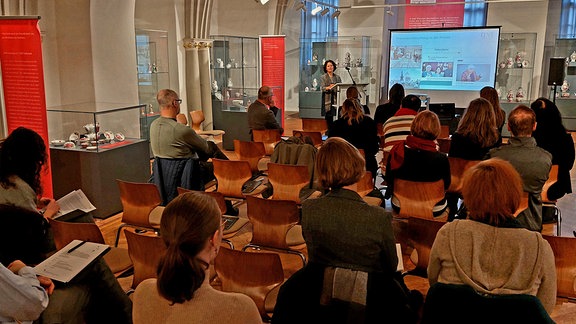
[260,35,286,130]
[0,18,52,197]
[404,0,465,29]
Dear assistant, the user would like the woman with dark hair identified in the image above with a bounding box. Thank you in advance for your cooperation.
[133,192,261,323]
[531,97,575,200]
[329,98,380,178]
[374,83,405,125]
[480,86,506,140]
[384,110,451,216]
[321,59,342,127]
[428,158,556,314]
[0,127,60,219]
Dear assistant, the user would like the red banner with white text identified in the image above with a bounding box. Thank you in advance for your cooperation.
[260,35,286,130]
[404,0,465,29]
[0,18,52,197]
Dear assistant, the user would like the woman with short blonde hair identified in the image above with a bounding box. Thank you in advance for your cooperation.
[429,158,557,314]
[410,110,441,140]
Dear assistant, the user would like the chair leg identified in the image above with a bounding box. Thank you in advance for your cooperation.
[556,206,562,236]
[243,244,307,267]
[222,239,234,250]
[115,224,128,247]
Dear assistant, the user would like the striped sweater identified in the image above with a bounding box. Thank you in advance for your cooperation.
[382,112,417,152]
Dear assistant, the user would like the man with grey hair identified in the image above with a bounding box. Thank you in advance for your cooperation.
[247,86,284,136]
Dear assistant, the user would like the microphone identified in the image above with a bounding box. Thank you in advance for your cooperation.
[345,66,350,70]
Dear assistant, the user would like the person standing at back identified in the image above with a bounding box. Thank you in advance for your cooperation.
[247,86,284,137]
[374,83,405,126]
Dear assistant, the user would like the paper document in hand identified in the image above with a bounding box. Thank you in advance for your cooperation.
[55,189,96,218]
[396,243,404,272]
[34,240,110,283]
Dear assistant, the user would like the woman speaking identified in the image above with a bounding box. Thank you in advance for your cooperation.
[320,60,342,126]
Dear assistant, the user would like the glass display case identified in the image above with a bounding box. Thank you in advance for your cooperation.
[136,29,169,117]
[496,33,536,104]
[550,37,576,131]
[47,102,149,152]
[298,36,373,119]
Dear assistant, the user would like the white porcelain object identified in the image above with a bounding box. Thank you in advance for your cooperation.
[51,140,65,146]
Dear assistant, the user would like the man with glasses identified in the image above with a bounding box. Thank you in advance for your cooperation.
[247,86,284,137]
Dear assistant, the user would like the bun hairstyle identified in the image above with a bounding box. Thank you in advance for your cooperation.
[156,192,221,304]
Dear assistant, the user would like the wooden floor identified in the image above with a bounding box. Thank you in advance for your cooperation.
[97,112,576,323]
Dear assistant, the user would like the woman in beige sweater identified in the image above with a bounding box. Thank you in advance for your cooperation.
[428,158,557,314]
[132,192,261,324]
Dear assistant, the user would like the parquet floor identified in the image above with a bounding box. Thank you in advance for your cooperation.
[96,112,576,323]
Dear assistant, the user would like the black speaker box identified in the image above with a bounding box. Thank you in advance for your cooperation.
[548,58,565,85]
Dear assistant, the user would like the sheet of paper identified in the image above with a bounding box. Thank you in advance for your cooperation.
[54,189,96,218]
[34,240,109,283]
[396,243,404,272]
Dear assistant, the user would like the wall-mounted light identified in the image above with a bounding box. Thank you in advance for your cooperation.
[255,0,269,4]
[295,2,306,11]
[331,10,341,19]
[320,7,330,16]
[386,6,394,16]
[311,5,323,15]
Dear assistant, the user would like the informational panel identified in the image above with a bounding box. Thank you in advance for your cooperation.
[404,0,465,29]
[260,35,286,130]
[0,17,52,197]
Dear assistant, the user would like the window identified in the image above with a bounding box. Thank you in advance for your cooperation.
[300,0,339,66]
[463,0,487,27]
[559,0,576,38]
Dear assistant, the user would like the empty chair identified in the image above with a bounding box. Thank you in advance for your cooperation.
[212,158,265,204]
[542,234,576,300]
[124,229,167,290]
[292,130,323,147]
[48,218,133,278]
[189,110,225,137]
[266,162,312,204]
[252,129,282,155]
[301,118,328,134]
[243,195,307,266]
[214,247,285,321]
[234,139,267,174]
[542,165,562,236]
[392,179,447,220]
[404,217,446,278]
[115,179,164,246]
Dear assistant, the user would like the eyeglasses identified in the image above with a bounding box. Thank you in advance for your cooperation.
[174,99,182,104]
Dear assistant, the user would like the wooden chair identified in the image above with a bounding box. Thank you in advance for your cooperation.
[252,129,282,155]
[243,195,307,267]
[177,187,250,249]
[292,130,323,147]
[214,247,285,321]
[212,158,266,204]
[437,137,451,154]
[115,179,164,246]
[542,234,576,301]
[189,110,225,137]
[345,171,382,206]
[447,157,480,196]
[405,217,446,278]
[48,218,133,278]
[124,229,167,290]
[393,178,446,220]
[234,139,267,174]
[542,165,561,236]
[514,192,530,217]
[301,118,328,134]
[266,162,311,204]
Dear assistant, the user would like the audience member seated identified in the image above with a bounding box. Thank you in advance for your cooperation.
[381,94,422,153]
[487,105,551,232]
[329,98,380,179]
[133,192,261,324]
[385,111,451,217]
[0,127,132,324]
[344,86,370,116]
[0,260,51,324]
[531,97,575,201]
[428,158,557,315]
[447,98,500,218]
[273,138,422,324]
[480,86,506,141]
[374,83,405,125]
[247,86,284,136]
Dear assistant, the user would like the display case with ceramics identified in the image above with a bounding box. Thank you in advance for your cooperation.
[551,37,576,131]
[47,102,148,153]
[496,33,536,104]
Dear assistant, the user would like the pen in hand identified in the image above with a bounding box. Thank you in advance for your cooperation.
[67,241,86,254]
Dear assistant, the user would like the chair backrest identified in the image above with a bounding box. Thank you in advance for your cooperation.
[542,165,559,203]
[252,129,282,155]
[177,187,227,215]
[437,138,451,154]
[393,179,445,219]
[212,158,253,199]
[234,139,266,174]
[125,230,167,289]
[407,217,446,276]
[48,218,106,250]
[214,247,285,321]
[267,162,310,203]
[542,234,576,299]
[246,195,300,249]
[421,283,554,324]
[293,130,323,147]
[447,157,480,196]
[117,179,162,227]
[190,110,205,131]
[345,171,374,197]
[301,118,328,134]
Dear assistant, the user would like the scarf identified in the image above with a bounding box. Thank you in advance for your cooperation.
[389,135,438,170]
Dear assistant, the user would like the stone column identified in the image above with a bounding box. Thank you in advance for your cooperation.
[183,38,202,114]
[197,41,213,130]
